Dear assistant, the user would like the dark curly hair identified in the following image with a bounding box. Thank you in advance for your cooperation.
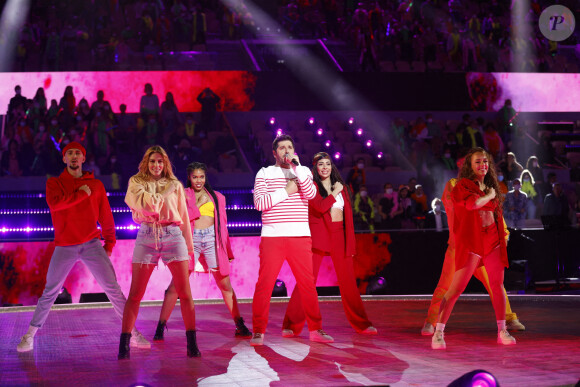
[458,147,504,217]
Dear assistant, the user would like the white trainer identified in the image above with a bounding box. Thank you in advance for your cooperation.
[281,329,295,338]
[250,333,264,346]
[130,330,151,349]
[309,329,334,343]
[359,326,378,335]
[421,322,435,336]
[17,334,34,352]
[506,319,525,331]
[431,330,446,349]
[497,329,517,345]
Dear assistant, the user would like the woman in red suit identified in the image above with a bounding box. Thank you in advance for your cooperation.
[282,152,377,336]
[432,147,516,349]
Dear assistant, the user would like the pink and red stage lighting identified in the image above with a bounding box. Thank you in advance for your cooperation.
[366,139,373,148]
[448,369,497,387]
[348,117,354,125]
[377,152,384,159]
[356,128,364,136]
[316,128,324,136]
[308,117,315,125]
[269,117,276,125]
[325,140,332,148]
[334,152,341,160]
[276,128,284,137]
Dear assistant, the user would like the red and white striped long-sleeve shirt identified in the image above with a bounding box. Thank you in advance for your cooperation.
[254,165,317,236]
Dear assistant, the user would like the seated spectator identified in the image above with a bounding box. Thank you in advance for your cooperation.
[543,182,570,221]
[378,182,400,230]
[346,157,366,194]
[353,185,375,232]
[483,122,504,161]
[411,184,428,214]
[520,169,538,219]
[543,172,557,198]
[425,113,442,138]
[497,169,509,195]
[526,155,544,197]
[425,198,448,231]
[1,140,24,177]
[501,152,524,183]
[409,117,428,140]
[439,145,457,170]
[505,178,527,229]
[407,177,417,195]
[139,83,160,118]
[444,132,459,160]
[394,184,416,229]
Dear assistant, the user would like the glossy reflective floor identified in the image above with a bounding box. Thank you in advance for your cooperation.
[1,296,579,386]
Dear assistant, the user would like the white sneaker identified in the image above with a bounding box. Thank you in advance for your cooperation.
[431,330,446,349]
[250,333,264,346]
[421,322,435,336]
[281,329,295,338]
[506,319,525,331]
[130,330,151,349]
[309,329,334,343]
[17,334,34,352]
[359,326,378,335]
[497,329,517,345]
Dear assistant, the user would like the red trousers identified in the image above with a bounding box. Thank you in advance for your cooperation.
[252,236,322,333]
[283,222,372,334]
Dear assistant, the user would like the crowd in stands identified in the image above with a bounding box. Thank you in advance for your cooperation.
[10,0,580,73]
[1,83,240,187]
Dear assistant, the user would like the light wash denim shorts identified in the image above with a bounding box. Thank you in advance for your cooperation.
[193,227,218,270]
[133,224,190,266]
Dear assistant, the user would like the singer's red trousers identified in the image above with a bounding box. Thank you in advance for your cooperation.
[283,222,373,334]
[252,236,323,334]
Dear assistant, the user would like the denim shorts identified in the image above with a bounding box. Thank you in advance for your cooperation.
[133,224,190,266]
[193,227,218,270]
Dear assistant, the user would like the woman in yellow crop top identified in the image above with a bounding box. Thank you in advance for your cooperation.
[153,162,252,340]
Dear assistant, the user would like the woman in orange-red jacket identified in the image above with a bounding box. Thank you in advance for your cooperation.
[431,147,516,350]
[282,152,376,335]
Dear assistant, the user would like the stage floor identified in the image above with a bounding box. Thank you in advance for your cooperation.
[1,296,579,386]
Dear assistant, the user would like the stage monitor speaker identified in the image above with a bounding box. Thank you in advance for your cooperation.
[79,293,110,303]
[316,286,340,296]
[272,279,287,297]
[448,369,498,387]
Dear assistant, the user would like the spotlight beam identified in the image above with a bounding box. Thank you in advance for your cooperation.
[0,0,31,71]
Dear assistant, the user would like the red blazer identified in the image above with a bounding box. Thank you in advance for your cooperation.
[309,189,356,257]
[451,178,508,269]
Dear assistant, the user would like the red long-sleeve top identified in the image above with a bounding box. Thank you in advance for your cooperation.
[451,178,508,269]
[46,169,116,252]
[308,189,356,257]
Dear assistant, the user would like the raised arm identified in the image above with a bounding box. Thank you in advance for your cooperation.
[253,168,289,212]
[294,166,316,200]
[45,177,90,212]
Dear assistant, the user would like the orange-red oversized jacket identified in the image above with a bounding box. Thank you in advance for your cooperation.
[451,178,509,269]
[308,189,356,257]
[46,169,116,252]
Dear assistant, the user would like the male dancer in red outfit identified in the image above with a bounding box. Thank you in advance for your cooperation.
[251,135,334,346]
[16,142,149,352]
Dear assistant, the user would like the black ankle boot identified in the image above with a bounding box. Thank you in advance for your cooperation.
[186,330,201,358]
[118,332,132,360]
[153,321,167,341]
[234,317,253,338]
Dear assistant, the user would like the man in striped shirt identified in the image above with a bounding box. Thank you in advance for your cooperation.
[250,134,334,346]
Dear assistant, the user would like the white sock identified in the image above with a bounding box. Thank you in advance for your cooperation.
[26,326,39,337]
[435,323,446,332]
[497,320,506,332]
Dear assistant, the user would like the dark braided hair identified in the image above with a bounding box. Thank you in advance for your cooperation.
[312,152,351,203]
[186,162,224,249]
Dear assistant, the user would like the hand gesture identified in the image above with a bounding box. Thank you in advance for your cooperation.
[487,187,496,200]
[79,185,92,196]
[162,181,177,198]
[285,179,298,195]
[332,182,344,195]
[290,154,300,169]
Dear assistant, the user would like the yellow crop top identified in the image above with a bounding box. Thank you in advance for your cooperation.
[199,201,215,217]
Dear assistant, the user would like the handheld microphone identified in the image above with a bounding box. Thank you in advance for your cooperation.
[284,153,299,166]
